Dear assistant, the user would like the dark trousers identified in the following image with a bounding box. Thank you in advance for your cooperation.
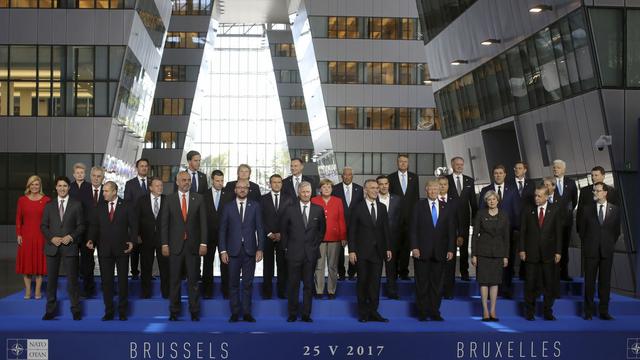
[501,229,517,294]
[130,246,141,277]
[356,258,383,319]
[263,237,287,297]
[79,238,96,295]
[384,254,398,296]
[442,256,456,298]
[524,261,556,317]
[98,255,129,315]
[287,258,315,317]
[414,258,444,318]
[228,245,256,316]
[338,244,357,278]
[169,248,200,316]
[140,241,169,298]
[395,224,410,278]
[584,256,613,315]
[202,240,229,298]
[458,228,470,278]
[45,255,80,315]
[559,223,572,278]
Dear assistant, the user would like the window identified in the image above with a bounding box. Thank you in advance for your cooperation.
[151,98,193,115]
[328,61,358,84]
[314,16,420,40]
[172,0,212,15]
[416,0,477,42]
[165,32,207,49]
[366,63,394,84]
[328,16,359,39]
[287,122,310,136]
[337,107,358,128]
[270,43,296,57]
[160,65,199,82]
[628,10,640,87]
[0,0,133,7]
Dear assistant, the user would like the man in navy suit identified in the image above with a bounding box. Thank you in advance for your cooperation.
[410,180,456,321]
[86,181,137,321]
[376,175,402,299]
[332,166,363,281]
[576,166,619,238]
[283,158,316,199]
[446,156,478,282]
[219,179,264,322]
[124,158,150,280]
[552,159,578,281]
[579,182,621,320]
[509,161,535,280]
[437,175,461,299]
[175,150,208,195]
[224,164,262,202]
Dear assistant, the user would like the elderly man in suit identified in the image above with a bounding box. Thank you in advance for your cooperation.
[41,176,85,320]
[280,181,326,322]
[552,159,578,281]
[124,158,150,280]
[349,179,392,322]
[579,182,621,320]
[86,181,137,321]
[376,175,402,299]
[136,177,170,299]
[332,166,363,281]
[219,179,264,323]
[161,171,208,321]
[519,184,563,321]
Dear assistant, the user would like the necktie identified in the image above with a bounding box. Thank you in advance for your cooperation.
[302,205,308,227]
[370,202,377,224]
[401,173,407,195]
[345,186,351,207]
[598,204,604,225]
[181,194,187,222]
[153,197,159,218]
[190,172,197,193]
[518,180,523,195]
[214,190,220,211]
[274,193,279,212]
[557,178,563,196]
[141,178,147,192]
[497,185,502,200]
[59,200,65,222]
[239,201,244,223]
[93,189,98,205]
[431,201,438,226]
[538,207,544,227]
[108,202,115,222]
[456,176,462,196]
[440,196,446,203]
[295,177,300,195]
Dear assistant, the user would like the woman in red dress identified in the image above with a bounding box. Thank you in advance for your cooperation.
[16,175,50,299]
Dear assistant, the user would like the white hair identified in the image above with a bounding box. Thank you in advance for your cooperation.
[552,159,566,169]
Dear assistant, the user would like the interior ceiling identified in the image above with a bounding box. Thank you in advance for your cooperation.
[214,0,302,24]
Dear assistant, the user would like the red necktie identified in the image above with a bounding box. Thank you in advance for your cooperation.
[108,202,115,222]
[538,207,544,228]
[181,194,188,239]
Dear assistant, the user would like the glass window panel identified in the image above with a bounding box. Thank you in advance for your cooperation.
[51,46,63,80]
[75,81,93,116]
[628,10,640,87]
[96,0,109,8]
[76,47,94,81]
[381,18,397,39]
[13,0,38,7]
[534,28,562,102]
[109,46,125,80]
[0,46,7,80]
[417,154,434,176]
[589,8,623,87]
[37,81,51,116]
[569,11,596,89]
[94,82,108,116]
[363,153,372,174]
[380,108,394,129]
[335,152,345,171]
[346,153,363,174]
[10,46,37,80]
[0,81,7,115]
[10,81,37,116]
[326,107,337,128]
[95,46,108,80]
[381,153,397,174]
[52,81,63,115]
[38,46,51,80]
[371,153,381,175]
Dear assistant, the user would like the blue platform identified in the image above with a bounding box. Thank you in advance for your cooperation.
[2,277,640,359]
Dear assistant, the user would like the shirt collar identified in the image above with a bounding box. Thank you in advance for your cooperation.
[58,195,69,202]
[598,201,608,208]
[138,176,146,181]
[539,202,548,211]
[178,190,189,197]
[92,185,101,191]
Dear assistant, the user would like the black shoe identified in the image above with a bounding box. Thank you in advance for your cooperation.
[525,314,535,321]
[543,314,556,321]
[370,313,389,322]
[418,316,428,322]
[358,317,368,323]
[243,314,256,322]
[388,294,400,300]
[348,275,356,281]
[490,316,499,322]
[141,294,151,299]
[222,293,229,300]
[584,314,593,320]
[262,293,272,300]
[169,314,178,321]
[328,294,336,300]
[203,294,213,300]
[399,275,410,281]
[191,313,200,322]
[443,295,454,300]
[600,313,614,320]
[277,292,287,299]
[301,315,313,323]
[102,313,114,321]
[228,314,239,323]
[338,275,346,281]
[560,276,573,282]
[481,317,491,322]
[131,274,140,280]
[119,313,128,321]
[314,293,323,300]
[431,315,444,321]
[461,275,470,282]
[73,313,81,320]
[287,315,297,322]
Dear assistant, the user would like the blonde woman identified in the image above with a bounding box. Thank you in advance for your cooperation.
[16,175,50,299]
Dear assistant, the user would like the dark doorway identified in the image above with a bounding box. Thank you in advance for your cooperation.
[481,122,521,171]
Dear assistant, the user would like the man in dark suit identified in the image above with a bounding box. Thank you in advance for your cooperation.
[224,164,262,202]
[41,176,85,320]
[376,175,402,299]
[348,179,392,322]
[518,184,563,321]
[174,150,208,195]
[219,179,264,323]
[387,154,420,281]
[410,180,456,321]
[478,164,519,298]
[86,181,137,321]
[332,166,363,281]
[68,162,94,297]
[437,175,461,299]
[552,159,578,281]
[280,181,325,322]
[446,156,478,282]
[124,158,150,280]
[261,174,293,299]
[161,171,208,321]
[202,169,232,299]
[136,177,170,299]
[509,161,535,280]
[283,157,316,199]
[576,166,619,237]
[579,182,621,320]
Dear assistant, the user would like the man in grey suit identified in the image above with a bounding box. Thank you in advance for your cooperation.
[161,171,208,321]
[41,176,85,320]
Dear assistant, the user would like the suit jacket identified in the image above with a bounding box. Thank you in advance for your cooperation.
[89,197,138,258]
[579,202,621,259]
[261,192,294,238]
[311,195,346,241]
[136,193,166,248]
[553,176,578,226]
[471,208,510,258]
[203,187,233,247]
[40,197,85,257]
[379,194,402,250]
[219,199,264,256]
[280,202,326,262]
[388,171,420,222]
[160,191,208,255]
[224,180,262,203]
[439,195,462,237]
[410,199,456,262]
[173,170,208,195]
[282,175,316,199]
[347,199,391,263]
[69,180,92,205]
[518,203,563,263]
[332,182,364,226]
[124,177,149,204]
[446,173,478,229]
[508,177,535,229]
[576,184,619,235]
[478,183,518,230]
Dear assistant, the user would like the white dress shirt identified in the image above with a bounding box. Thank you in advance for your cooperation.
[428,198,440,218]
[378,194,390,210]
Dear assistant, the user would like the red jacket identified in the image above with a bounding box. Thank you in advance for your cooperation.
[311,195,346,242]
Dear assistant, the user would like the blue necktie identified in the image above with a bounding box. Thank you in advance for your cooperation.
[141,178,147,192]
[431,201,438,226]
[190,171,197,193]
[214,190,220,211]
[401,173,407,195]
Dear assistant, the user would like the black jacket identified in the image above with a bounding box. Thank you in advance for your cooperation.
[89,197,138,258]
[348,200,391,263]
[41,197,85,257]
[280,202,325,262]
[224,180,262,203]
[410,199,456,262]
[471,208,510,258]
[446,173,478,229]
[136,194,166,248]
[332,182,364,226]
[579,202,621,259]
[388,171,420,222]
[518,203,563,263]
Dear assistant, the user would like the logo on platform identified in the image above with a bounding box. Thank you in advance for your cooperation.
[628,338,640,359]
[6,339,48,360]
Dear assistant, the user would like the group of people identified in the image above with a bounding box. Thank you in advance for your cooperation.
[14,151,621,323]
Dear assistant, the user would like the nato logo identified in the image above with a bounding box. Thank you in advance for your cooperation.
[628,338,640,359]
[6,339,27,360]
[6,339,48,360]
